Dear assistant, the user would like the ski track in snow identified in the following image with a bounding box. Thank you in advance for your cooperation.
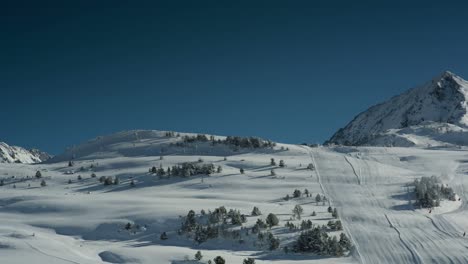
[384,213,423,264]
[301,146,365,264]
[24,240,82,264]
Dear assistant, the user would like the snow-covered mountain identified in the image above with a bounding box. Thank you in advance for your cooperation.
[0,141,50,163]
[327,71,468,147]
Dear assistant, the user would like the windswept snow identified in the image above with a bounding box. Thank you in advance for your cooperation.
[1,131,468,263]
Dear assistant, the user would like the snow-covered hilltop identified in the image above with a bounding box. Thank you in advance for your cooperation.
[0,141,50,163]
[50,130,277,162]
[327,71,468,147]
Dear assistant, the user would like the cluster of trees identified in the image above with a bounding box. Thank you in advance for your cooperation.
[174,206,282,252]
[285,189,325,203]
[414,176,456,208]
[172,134,276,150]
[327,206,339,218]
[99,176,119,185]
[179,206,248,244]
[285,219,313,231]
[186,250,257,264]
[294,227,351,256]
[150,162,218,178]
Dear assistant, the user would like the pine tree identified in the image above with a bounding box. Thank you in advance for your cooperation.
[270,158,276,166]
[68,179,72,184]
[77,175,82,180]
[213,256,225,264]
[315,194,322,204]
[195,250,203,261]
[339,233,351,250]
[68,161,73,167]
[332,208,338,218]
[251,206,262,216]
[293,189,301,198]
[279,160,285,167]
[243,258,255,264]
[217,165,223,173]
[35,171,42,178]
[240,168,244,174]
[266,213,279,227]
[328,206,333,213]
[91,173,96,178]
[160,232,168,240]
[267,232,280,250]
[311,211,317,216]
[40,180,46,187]
[293,205,304,219]
[270,169,276,176]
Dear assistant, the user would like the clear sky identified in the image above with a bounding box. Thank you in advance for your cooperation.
[2,1,468,154]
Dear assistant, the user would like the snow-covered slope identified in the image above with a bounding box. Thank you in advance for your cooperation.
[2,137,468,264]
[327,71,468,147]
[49,130,276,162]
[0,142,50,163]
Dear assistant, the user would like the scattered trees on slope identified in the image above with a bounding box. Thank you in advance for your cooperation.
[414,176,456,208]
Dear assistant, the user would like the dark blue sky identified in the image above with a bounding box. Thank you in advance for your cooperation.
[2,1,468,154]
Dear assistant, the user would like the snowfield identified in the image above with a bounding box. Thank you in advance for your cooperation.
[1,131,468,263]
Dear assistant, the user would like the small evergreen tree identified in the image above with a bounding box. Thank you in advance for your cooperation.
[293,189,301,198]
[279,160,285,167]
[327,206,333,213]
[332,208,338,218]
[251,206,262,216]
[160,231,168,240]
[339,233,351,250]
[311,211,317,216]
[91,173,96,178]
[68,161,73,167]
[240,168,244,174]
[213,256,225,264]
[315,194,322,204]
[68,179,72,184]
[267,232,280,250]
[77,175,82,180]
[293,205,304,220]
[270,169,276,176]
[35,171,42,178]
[40,180,46,187]
[243,258,255,264]
[217,165,223,173]
[270,158,276,166]
[266,213,279,227]
[195,250,203,261]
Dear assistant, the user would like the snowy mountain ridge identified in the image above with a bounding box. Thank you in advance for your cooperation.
[0,141,50,163]
[327,71,468,147]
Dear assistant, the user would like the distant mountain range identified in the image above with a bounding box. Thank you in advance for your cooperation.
[0,142,50,163]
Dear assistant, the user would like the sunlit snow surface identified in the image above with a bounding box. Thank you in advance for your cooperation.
[1,132,468,263]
